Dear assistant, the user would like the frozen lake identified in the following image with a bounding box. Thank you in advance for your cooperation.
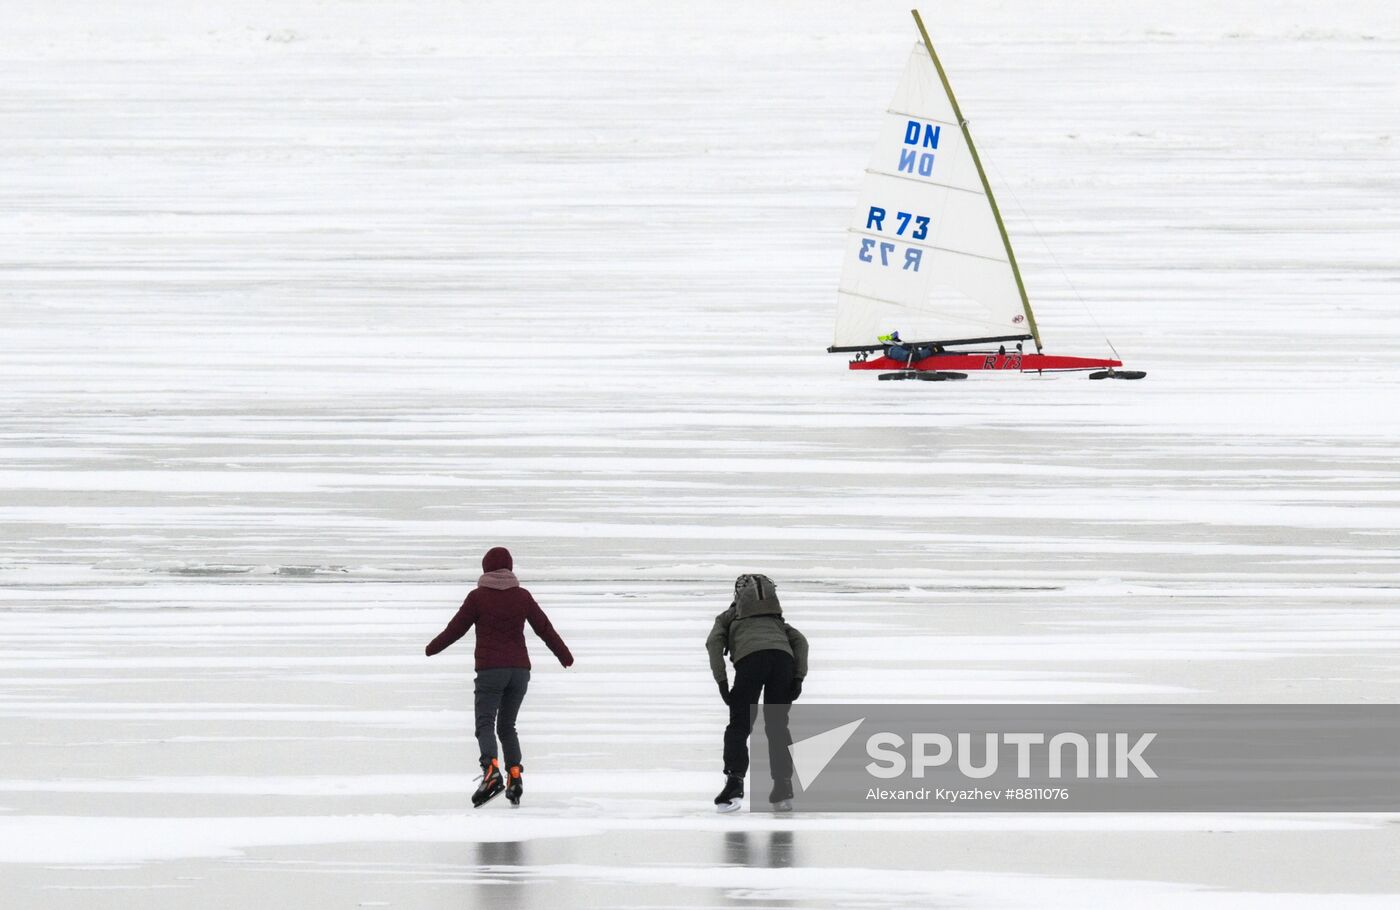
[2,0,1398,905]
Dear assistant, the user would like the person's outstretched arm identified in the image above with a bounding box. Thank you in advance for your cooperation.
[425,594,478,656]
[525,594,574,667]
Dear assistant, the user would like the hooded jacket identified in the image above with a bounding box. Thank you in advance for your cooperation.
[706,574,808,683]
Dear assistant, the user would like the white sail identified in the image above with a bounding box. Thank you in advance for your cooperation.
[833,43,1032,348]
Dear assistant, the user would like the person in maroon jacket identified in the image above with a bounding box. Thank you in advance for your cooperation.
[425,546,573,808]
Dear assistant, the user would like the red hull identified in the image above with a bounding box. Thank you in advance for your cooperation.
[851,352,1121,373]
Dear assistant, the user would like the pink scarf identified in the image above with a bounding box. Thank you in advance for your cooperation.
[478,568,519,590]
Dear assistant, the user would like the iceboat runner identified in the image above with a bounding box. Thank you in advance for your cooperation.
[828,10,1145,381]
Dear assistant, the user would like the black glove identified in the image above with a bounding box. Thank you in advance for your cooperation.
[788,678,804,702]
[717,679,731,705]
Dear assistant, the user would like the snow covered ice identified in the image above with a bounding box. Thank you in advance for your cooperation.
[2,0,1399,906]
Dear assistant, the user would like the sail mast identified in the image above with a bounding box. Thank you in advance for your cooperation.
[910,9,1042,352]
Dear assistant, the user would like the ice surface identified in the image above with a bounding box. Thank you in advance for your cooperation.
[2,0,1399,906]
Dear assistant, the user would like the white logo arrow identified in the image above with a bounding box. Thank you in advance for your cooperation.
[789,718,865,791]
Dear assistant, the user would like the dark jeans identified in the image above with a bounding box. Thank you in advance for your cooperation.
[723,650,795,780]
[889,344,935,362]
[475,667,530,767]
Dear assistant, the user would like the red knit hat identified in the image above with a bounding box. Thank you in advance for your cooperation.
[482,546,513,573]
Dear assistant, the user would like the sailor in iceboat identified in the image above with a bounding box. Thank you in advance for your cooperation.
[879,330,939,366]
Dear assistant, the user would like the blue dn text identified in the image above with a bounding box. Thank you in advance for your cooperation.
[899,120,940,177]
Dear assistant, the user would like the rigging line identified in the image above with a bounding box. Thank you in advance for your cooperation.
[982,156,1122,362]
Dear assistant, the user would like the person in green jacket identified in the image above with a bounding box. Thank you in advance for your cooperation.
[706,574,808,811]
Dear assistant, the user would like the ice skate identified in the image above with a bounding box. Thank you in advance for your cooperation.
[769,778,793,812]
[505,764,524,807]
[714,774,744,813]
[472,759,505,808]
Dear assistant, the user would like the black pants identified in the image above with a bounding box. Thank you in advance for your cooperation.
[474,667,530,767]
[723,650,795,779]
